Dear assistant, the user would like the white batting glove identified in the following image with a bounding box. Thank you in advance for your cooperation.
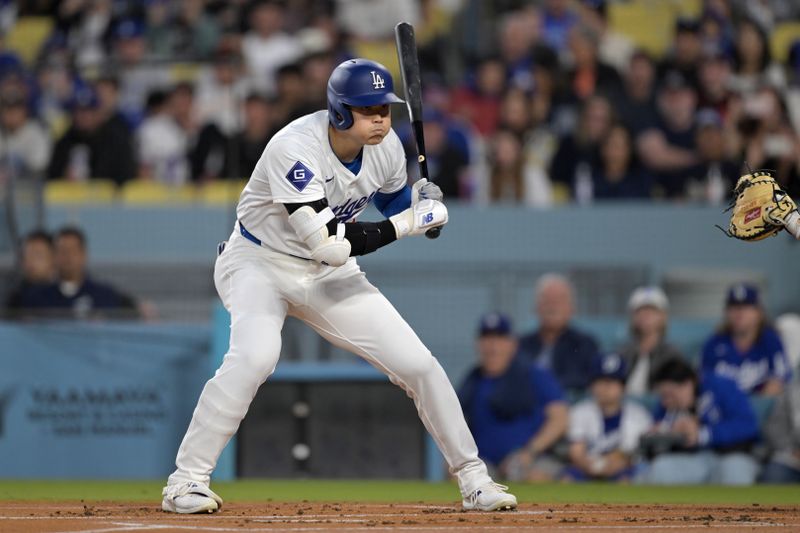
[411,178,443,204]
[390,199,448,239]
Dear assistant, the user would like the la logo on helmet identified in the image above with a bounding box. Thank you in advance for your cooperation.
[370,71,385,89]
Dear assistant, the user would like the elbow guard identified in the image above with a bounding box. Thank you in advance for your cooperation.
[288,206,351,266]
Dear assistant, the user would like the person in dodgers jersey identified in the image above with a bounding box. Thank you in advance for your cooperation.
[160,58,517,514]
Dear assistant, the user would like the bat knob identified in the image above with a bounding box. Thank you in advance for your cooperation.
[425,227,441,239]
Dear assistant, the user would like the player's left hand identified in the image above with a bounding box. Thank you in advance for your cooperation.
[412,178,443,204]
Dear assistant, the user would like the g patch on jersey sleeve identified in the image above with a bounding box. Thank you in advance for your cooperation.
[286,161,315,192]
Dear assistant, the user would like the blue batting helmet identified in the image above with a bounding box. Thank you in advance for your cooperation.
[327,58,404,130]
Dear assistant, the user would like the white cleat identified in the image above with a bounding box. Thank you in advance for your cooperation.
[462,482,518,511]
[162,481,223,514]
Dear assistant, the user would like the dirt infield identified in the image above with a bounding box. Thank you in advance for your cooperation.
[1,501,798,532]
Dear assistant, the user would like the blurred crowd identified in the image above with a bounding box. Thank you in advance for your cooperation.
[460,277,800,485]
[5,226,148,320]
[0,0,799,204]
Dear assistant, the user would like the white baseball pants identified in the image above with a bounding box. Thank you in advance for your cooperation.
[168,230,491,496]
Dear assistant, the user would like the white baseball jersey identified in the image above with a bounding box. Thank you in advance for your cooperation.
[569,399,653,456]
[167,109,495,502]
[236,110,407,258]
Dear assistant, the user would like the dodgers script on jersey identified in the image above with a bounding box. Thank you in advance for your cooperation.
[236,111,407,258]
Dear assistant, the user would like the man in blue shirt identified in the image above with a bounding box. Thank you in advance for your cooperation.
[701,283,791,396]
[518,274,600,393]
[459,312,568,481]
[642,358,760,485]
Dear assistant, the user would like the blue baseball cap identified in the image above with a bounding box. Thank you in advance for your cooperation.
[114,19,144,40]
[726,283,760,306]
[70,85,100,110]
[477,312,513,337]
[590,353,627,382]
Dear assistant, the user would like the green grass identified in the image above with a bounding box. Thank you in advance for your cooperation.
[0,480,798,505]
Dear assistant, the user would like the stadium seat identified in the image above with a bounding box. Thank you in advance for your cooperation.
[4,17,53,66]
[44,180,117,204]
[197,180,248,205]
[119,181,196,205]
[771,22,800,64]
[608,0,700,58]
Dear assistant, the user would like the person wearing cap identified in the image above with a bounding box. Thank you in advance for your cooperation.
[643,357,760,485]
[47,84,136,184]
[459,312,569,481]
[0,88,51,178]
[700,283,791,396]
[635,69,699,198]
[562,353,652,481]
[657,18,703,91]
[519,274,600,392]
[619,286,684,396]
[684,107,739,203]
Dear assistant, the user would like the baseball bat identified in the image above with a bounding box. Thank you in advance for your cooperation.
[395,22,440,239]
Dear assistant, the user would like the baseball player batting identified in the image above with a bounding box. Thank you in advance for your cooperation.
[161,58,517,514]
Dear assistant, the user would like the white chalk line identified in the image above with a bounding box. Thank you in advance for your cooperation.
[48,521,800,533]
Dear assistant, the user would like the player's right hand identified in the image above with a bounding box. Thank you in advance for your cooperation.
[389,199,448,239]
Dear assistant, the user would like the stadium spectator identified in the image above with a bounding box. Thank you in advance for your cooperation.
[169,0,221,60]
[95,76,133,135]
[47,85,136,184]
[697,51,735,121]
[194,50,250,136]
[241,0,304,95]
[223,93,275,180]
[4,230,56,318]
[684,108,739,203]
[657,18,703,91]
[576,0,635,74]
[0,88,51,178]
[591,123,652,199]
[486,128,522,203]
[549,94,613,201]
[562,353,652,481]
[761,379,800,483]
[67,0,113,70]
[41,226,140,319]
[459,312,568,481]
[636,70,699,198]
[414,110,469,200]
[541,0,578,54]
[729,18,785,95]
[564,24,623,104]
[272,62,306,129]
[619,287,684,396]
[701,283,791,396]
[736,87,799,192]
[296,51,337,116]
[519,274,600,392]
[334,0,419,41]
[111,18,172,127]
[144,0,174,59]
[642,358,760,485]
[497,8,541,92]
[448,56,505,137]
[137,88,190,184]
[610,50,659,136]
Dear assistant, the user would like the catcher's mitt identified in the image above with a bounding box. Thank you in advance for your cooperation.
[721,170,797,241]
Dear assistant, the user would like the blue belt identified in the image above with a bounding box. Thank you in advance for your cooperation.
[237,220,311,262]
[238,221,262,246]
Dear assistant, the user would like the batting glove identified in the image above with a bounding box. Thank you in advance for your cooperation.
[412,178,443,204]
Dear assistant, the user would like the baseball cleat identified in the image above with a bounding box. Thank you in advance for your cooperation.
[462,482,518,511]
[162,481,223,514]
